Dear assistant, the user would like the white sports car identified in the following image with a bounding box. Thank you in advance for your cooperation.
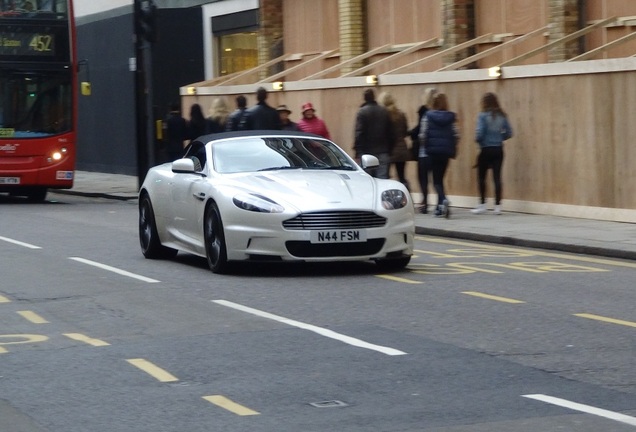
[138,131,414,273]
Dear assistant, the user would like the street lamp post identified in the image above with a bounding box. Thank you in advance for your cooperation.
[134,0,158,187]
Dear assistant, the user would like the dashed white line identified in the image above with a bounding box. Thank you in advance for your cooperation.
[68,257,160,283]
[523,394,636,426]
[0,236,41,249]
[212,299,407,356]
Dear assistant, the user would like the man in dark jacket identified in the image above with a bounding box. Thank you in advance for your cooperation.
[163,102,187,162]
[354,89,394,178]
[225,95,249,131]
[244,87,282,130]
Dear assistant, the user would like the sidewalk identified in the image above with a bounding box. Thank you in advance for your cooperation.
[53,171,636,261]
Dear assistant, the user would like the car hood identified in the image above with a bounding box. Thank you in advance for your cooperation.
[225,170,384,211]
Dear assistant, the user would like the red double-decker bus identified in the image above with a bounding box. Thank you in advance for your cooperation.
[0,0,78,201]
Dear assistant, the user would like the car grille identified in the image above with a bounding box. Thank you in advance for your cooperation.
[285,239,385,257]
[283,211,386,230]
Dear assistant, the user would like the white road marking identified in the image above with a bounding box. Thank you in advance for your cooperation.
[523,394,636,426]
[212,299,407,356]
[0,236,41,249]
[68,257,160,283]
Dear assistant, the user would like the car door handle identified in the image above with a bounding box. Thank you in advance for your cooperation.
[193,192,206,201]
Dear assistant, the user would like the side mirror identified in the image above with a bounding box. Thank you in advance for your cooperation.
[172,158,196,173]
[360,154,379,169]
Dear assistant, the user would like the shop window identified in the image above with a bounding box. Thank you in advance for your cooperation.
[218,32,258,76]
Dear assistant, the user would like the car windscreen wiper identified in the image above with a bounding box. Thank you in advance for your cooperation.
[311,165,357,171]
[258,166,303,171]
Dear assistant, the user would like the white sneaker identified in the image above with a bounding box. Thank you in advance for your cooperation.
[471,204,486,214]
[494,205,502,215]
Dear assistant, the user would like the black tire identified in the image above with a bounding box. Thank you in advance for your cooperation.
[139,195,178,259]
[375,255,411,271]
[26,187,47,202]
[204,202,229,274]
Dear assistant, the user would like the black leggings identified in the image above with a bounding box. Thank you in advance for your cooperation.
[429,155,450,205]
[476,146,504,205]
[417,156,431,206]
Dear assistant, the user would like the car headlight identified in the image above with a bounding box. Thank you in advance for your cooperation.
[233,193,284,213]
[381,189,408,210]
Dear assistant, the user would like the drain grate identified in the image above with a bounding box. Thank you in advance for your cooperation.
[309,400,349,408]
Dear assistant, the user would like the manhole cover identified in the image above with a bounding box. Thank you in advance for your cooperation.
[309,400,349,408]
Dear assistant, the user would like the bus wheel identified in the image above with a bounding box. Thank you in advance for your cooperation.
[26,188,47,202]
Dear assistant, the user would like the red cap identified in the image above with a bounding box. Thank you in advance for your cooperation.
[301,102,315,113]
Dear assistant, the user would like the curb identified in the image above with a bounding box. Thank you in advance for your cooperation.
[51,190,138,201]
[415,227,636,261]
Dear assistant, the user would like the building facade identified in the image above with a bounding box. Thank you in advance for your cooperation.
[74,1,636,221]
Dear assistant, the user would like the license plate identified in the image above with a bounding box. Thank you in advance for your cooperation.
[0,177,20,185]
[310,229,367,243]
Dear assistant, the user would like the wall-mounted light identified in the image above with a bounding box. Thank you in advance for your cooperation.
[186,86,197,95]
[272,81,284,91]
[365,75,378,85]
[488,66,502,78]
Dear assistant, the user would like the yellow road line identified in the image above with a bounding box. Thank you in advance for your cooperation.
[462,291,525,304]
[0,347,7,354]
[0,295,10,303]
[574,313,636,328]
[126,358,179,382]
[203,395,260,416]
[63,333,110,347]
[376,274,423,284]
[417,236,636,269]
[17,310,49,324]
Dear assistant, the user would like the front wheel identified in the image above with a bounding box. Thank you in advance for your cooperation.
[26,187,47,202]
[375,255,411,271]
[139,195,178,259]
[204,202,229,274]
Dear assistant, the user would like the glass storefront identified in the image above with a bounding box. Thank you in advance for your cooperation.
[218,31,257,76]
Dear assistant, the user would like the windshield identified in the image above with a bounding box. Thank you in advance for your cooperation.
[0,1,68,19]
[213,137,357,174]
[0,68,72,138]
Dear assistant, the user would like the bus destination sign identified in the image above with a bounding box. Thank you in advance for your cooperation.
[0,32,55,57]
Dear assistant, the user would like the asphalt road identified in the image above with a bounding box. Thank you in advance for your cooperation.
[1,193,636,432]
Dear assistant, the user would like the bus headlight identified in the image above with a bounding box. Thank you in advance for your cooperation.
[49,148,67,162]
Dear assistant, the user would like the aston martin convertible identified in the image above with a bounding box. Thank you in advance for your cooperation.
[138,131,414,273]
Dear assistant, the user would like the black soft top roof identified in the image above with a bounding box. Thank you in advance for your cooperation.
[197,130,324,143]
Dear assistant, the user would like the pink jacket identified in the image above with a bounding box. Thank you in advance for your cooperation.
[298,116,331,140]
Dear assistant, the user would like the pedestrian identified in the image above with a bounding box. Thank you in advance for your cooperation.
[378,91,410,189]
[207,97,230,134]
[186,103,208,141]
[419,92,459,218]
[297,102,330,139]
[354,89,394,179]
[225,95,249,131]
[277,104,300,131]
[163,102,187,162]
[244,86,281,130]
[410,87,438,213]
[471,92,513,215]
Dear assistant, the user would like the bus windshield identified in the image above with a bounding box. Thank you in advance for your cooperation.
[0,68,72,138]
[0,1,68,19]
